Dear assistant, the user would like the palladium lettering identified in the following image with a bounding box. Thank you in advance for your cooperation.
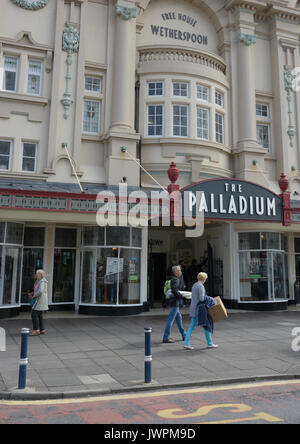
[188,182,277,218]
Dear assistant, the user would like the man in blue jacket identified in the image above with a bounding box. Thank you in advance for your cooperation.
[162,265,186,343]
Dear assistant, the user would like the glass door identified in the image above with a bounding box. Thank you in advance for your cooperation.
[53,249,76,303]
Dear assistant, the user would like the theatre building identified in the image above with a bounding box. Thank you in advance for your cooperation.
[1,0,300,318]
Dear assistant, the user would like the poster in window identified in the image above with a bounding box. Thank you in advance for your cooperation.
[129,257,139,281]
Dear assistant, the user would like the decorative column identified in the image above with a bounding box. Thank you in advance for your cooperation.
[236,31,257,150]
[106,2,140,186]
[111,3,137,132]
[278,173,291,227]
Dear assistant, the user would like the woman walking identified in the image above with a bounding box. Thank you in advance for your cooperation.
[183,272,218,350]
[29,269,49,336]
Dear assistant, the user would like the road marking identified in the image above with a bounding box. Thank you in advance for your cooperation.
[0,379,299,406]
[198,412,284,424]
[158,403,252,419]
[158,403,284,424]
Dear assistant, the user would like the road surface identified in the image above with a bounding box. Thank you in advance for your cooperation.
[0,379,300,425]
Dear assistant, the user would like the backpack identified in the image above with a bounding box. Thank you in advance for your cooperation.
[164,279,173,300]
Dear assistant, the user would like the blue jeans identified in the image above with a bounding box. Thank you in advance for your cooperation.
[163,306,186,340]
[184,317,213,346]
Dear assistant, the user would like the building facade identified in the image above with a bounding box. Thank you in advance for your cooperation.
[1,0,300,317]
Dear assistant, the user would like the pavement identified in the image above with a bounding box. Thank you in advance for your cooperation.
[0,306,300,400]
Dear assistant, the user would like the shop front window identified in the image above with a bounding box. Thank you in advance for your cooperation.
[119,249,141,304]
[0,222,24,307]
[238,232,288,302]
[52,228,76,303]
[21,227,45,304]
[80,226,142,306]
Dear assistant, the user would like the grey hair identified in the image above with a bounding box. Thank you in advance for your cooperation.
[172,265,180,273]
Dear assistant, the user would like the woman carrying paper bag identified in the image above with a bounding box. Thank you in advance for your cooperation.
[184,272,218,350]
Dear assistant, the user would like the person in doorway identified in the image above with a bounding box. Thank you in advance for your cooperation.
[197,252,208,273]
[183,272,218,350]
[29,269,49,336]
[186,259,199,290]
[167,258,177,277]
[162,265,186,343]
[178,261,186,290]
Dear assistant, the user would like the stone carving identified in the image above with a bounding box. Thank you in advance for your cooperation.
[284,69,296,148]
[236,32,257,46]
[10,0,49,10]
[62,26,80,54]
[61,27,80,120]
[115,5,137,20]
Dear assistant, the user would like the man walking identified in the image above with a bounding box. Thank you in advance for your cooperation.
[162,265,186,343]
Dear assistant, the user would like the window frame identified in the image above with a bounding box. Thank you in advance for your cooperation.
[196,84,210,103]
[215,111,225,144]
[147,81,164,97]
[84,76,102,93]
[2,55,19,92]
[172,104,189,138]
[27,59,43,96]
[256,123,271,152]
[256,103,270,118]
[215,90,224,108]
[196,106,210,140]
[21,141,38,173]
[146,103,164,137]
[172,81,189,98]
[82,99,101,135]
[0,140,12,171]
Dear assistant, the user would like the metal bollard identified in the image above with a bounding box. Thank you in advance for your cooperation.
[18,328,30,390]
[144,327,152,383]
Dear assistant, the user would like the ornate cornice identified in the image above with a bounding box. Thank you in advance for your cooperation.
[10,0,49,10]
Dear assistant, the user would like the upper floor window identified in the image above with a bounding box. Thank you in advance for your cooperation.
[197,85,210,102]
[256,103,269,118]
[215,90,224,108]
[256,124,270,151]
[173,82,189,98]
[216,112,224,144]
[148,82,164,97]
[147,104,163,137]
[2,56,18,92]
[256,102,271,151]
[197,107,209,140]
[173,105,189,137]
[27,59,43,95]
[85,76,101,93]
[83,100,100,134]
[0,140,12,171]
[22,142,37,173]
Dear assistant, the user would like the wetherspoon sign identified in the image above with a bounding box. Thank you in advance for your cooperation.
[150,10,208,46]
[182,179,283,222]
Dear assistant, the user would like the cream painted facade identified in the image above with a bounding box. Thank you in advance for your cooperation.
[1,0,300,316]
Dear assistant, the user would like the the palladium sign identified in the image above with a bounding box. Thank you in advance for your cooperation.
[183,179,283,222]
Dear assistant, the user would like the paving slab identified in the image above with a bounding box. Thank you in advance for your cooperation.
[0,308,300,398]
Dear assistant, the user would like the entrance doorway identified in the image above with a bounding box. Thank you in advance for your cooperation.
[149,253,167,306]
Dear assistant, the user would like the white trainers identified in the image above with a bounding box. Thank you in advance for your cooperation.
[183,345,194,350]
[207,344,219,349]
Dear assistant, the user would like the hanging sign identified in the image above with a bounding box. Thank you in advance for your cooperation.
[182,179,283,222]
